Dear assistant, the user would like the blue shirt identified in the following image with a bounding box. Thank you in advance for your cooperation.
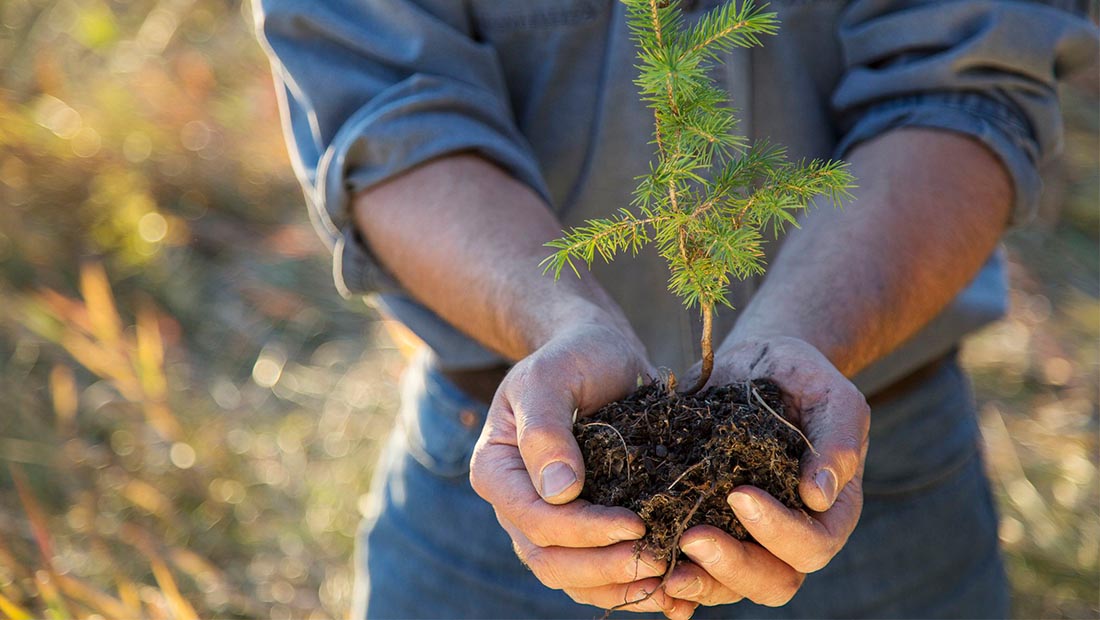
[254,0,1097,394]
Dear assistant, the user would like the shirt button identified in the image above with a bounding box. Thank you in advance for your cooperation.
[459,409,480,429]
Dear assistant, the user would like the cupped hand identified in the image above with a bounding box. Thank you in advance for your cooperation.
[666,336,870,608]
[469,323,698,619]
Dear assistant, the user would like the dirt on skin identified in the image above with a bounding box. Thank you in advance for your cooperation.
[574,379,807,562]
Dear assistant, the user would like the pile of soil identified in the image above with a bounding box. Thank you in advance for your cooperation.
[574,379,807,562]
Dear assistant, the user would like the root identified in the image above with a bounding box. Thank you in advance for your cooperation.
[667,460,707,491]
[580,422,632,481]
[605,490,710,616]
[751,387,818,456]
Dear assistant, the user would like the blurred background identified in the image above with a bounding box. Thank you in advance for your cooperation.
[0,1,1095,619]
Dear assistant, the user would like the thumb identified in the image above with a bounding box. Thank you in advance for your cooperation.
[799,386,870,512]
[508,378,586,505]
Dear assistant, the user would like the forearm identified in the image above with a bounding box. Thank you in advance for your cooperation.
[728,128,1014,377]
[353,153,635,362]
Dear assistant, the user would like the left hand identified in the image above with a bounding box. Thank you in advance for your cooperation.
[665,336,870,607]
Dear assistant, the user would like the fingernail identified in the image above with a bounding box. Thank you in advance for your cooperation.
[815,468,838,506]
[539,461,576,499]
[673,577,703,598]
[729,492,761,522]
[681,539,720,564]
[611,524,645,542]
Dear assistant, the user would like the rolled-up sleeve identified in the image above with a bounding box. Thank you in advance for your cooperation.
[832,0,1098,226]
[254,0,550,296]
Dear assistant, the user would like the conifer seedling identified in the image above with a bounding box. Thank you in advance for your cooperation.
[544,0,854,394]
[541,0,857,585]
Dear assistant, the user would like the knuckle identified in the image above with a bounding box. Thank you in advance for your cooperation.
[522,352,566,387]
[518,419,569,452]
[760,573,805,607]
[467,455,489,499]
[793,549,832,574]
[524,547,563,589]
[503,504,556,548]
[846,391,872,431]
[826,433,862,478]
[508,358,537,387]
[563,588,590,605]
[523,521,554,548]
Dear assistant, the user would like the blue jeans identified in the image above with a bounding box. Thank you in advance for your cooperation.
[352,352,1009,619]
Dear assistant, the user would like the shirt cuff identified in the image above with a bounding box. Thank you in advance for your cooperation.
[315,74,551,298]
[834,91,1041,227]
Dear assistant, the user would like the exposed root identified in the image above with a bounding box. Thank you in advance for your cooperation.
[604,491,710,616]
[751,387,817,457]
[575,378,805,560]
[579,422,632,481]
[667,460,708,491]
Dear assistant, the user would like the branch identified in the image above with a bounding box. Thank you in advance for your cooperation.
[683,0,779,59]
[541,214,669,278]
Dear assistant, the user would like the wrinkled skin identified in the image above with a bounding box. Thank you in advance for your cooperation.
[471,331,869,616]
[469,323,698,619]
[666,336,870,607]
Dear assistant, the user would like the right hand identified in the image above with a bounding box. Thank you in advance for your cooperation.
[469,323,697,619]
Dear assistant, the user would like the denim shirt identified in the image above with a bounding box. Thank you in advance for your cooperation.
[254,0,1097,394]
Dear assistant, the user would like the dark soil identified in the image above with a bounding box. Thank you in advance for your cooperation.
[574,379,808,562]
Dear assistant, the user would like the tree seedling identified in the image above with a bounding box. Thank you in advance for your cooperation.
[540,0,856,601]
[543,0,853,394]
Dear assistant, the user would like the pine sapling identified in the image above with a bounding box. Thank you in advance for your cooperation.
[541,0,858,576]
[543,0,854,394]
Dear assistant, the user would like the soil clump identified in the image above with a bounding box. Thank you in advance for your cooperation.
[575,379,808,561]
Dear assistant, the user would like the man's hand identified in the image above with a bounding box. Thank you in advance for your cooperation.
[470,323,698,619]
[660,129,1010,607]
[666,336,870,607]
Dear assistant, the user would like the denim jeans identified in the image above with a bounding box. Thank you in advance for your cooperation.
[352,352,1009,619]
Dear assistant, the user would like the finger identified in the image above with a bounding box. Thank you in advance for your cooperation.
[498,360,589,504]
[797,381,869,512]
[568,579,697,619]
[664,601,699,620]
[679,525,805,607]
[501,518,666,589]
[506,335,649,505]
[470,431,645,548]
[664,561,743,606]
[727,482,863,574]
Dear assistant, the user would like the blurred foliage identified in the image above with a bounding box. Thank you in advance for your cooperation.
[964,67,1100,619]
[0,1,1095,619]
[0,1,403,618]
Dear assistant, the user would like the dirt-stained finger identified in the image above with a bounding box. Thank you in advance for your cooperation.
[679,525,805,607]
[567,579,696,619]
[471,425,644,549]
[500,518,666,589]
[664,561,744,606]
[726,483,861,574]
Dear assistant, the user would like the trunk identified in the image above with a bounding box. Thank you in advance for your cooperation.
[686,304,713,395]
